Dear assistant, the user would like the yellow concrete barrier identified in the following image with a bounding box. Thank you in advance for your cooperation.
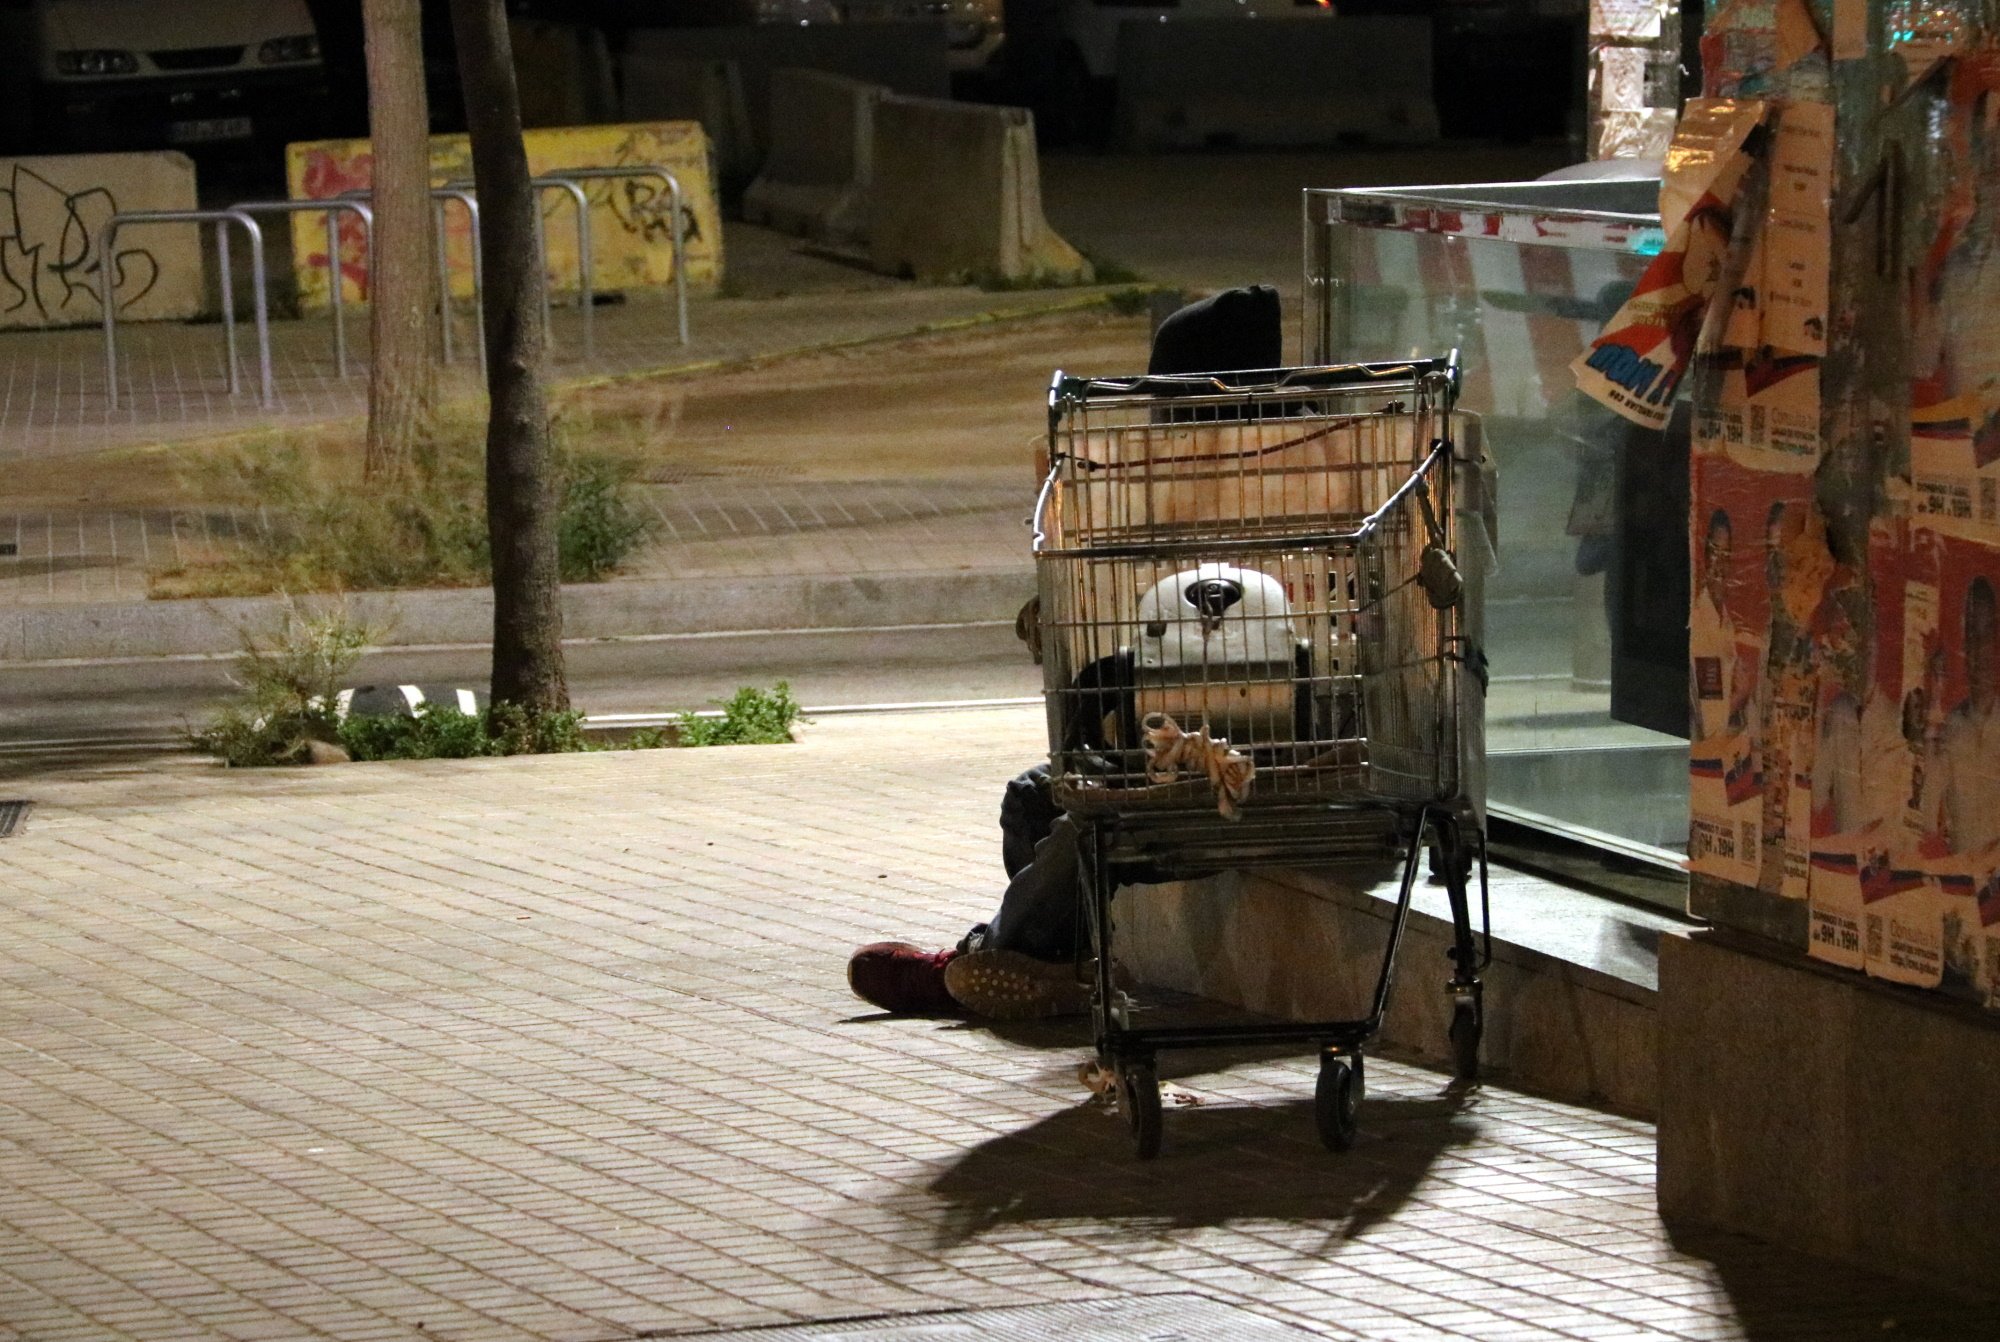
[283,121,722,312]
[0,151,204,329]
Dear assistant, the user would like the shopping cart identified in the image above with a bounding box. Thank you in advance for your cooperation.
[1034,352,1490,1159]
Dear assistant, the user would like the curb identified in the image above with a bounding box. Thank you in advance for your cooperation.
[0,567,1034,664]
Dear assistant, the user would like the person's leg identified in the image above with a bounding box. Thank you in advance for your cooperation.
[946,814,1100,1019]
[964,811,1085,963]
[848,765,1067,1016]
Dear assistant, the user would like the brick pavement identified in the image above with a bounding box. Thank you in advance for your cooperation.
[0,706,1987,1341]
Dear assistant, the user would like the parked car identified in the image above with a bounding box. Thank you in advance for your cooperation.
[0,0,332,155]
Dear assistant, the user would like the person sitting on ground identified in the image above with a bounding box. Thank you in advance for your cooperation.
[846,285,1284,1021]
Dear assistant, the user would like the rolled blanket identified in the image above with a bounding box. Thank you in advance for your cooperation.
[1142,712,1256,820]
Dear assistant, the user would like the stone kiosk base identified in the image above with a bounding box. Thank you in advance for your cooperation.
[1658,932,2000,1296]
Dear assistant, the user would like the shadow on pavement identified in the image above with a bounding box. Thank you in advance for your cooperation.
[915,1078,1480,1252]
[1664,1223,1996,1341]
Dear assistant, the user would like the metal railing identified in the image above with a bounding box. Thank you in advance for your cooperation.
[102,208,271,410]
[445,177,593,360]
[543,164,688,345]
[333,187,484,372]
[227,198,373,377]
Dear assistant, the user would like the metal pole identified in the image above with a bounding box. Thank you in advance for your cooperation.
[224,199,373,377]
[544,165,689,345]
[230,210,273,408]
[217,219,239,397]
[433,195,453,365]
[101,219,120,410]
[667,172,687,347]
[102,209,278,410]
[432,189,484,376]
[327,207,346,377]
[532,177,592,360]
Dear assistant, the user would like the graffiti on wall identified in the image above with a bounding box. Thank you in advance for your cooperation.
[284,120,723,312]
[0,155,203,330]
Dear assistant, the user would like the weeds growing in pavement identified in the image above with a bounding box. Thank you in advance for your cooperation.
[188,599,370,767]
[155,412,652,599]
[668,682,802,746]
[191,607,799,768]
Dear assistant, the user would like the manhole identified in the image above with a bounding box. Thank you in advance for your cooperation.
[0,800,30,838]
[652,1295,1321,1340]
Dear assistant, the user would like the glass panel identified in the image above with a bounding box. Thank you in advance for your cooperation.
[1312,202,1690,857]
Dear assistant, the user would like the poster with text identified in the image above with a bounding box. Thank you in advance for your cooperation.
[1807,524,1903,968]
[1689,452,1817,891]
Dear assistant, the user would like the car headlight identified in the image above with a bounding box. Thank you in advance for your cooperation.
[54,49,139,77]
[258,34,320,64]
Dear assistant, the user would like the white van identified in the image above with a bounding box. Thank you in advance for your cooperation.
[0,0,329,155]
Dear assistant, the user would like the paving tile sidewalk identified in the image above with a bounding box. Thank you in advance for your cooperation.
[0,706,1985,1341]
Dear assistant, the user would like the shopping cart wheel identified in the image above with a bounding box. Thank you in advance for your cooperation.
[1315,1053,1360,1153]
[1448,995,1482,1081]
[1117,1060,1162,1160]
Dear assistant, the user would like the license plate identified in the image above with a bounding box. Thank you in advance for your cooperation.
[168,116,253,144]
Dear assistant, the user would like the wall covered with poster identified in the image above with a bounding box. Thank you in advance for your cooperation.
[1576,0,2000,1012]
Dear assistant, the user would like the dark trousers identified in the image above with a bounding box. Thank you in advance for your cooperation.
[961,766,1088,964]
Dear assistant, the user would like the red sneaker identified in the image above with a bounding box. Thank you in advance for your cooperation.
[846,942,960,1015]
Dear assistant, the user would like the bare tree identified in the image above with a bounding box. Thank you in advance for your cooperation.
[448,0,570,714]
[361,0,443,480]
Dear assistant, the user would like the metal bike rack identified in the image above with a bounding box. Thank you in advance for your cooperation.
[446,177,593,360]
[228,198,373,377]
[545,164,689,345]
[102,208,272,410]
[333,187,484,373]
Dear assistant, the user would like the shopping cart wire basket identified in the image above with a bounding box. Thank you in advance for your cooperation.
[1033,352,1491,1158]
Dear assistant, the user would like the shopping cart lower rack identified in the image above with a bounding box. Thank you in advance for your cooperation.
[1034,353,1491,1159]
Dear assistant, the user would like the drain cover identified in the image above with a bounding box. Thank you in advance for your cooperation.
[659,1296,1320,1340]
[0,800,29,839]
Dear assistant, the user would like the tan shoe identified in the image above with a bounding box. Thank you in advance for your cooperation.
[943,949,1094,1021]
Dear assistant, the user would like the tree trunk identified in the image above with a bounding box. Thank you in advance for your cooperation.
[449,0,570,714]
[361,0,442,481]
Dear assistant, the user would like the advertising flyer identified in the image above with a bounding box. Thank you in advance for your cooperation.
[1807,526,1903,968]
[1688,452,1824,891]
[1692,349,1823,472]
[1574,99,1768,429]
[1909,394,2000,540]
[1761,101,1835,356]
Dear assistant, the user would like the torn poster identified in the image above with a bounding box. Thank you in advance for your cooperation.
[1574,99,1770,428]
[1694,349,1822,472]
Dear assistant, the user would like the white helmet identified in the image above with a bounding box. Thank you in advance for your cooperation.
[1134,564,1298,671]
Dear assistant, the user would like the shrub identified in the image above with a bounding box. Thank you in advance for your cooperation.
[162,414,652,598]
[672,682,801,746]
[189,601,371,767]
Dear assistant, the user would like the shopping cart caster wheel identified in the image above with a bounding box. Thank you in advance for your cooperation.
[1448,997,1482,1081]
[1316,1053,1360,1153]
[1117,1060,1162,1160]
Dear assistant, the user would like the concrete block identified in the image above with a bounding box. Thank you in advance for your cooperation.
[743,69,884,246]
[622,22,949,158]
[619,56,759,187]
[1117,865,1663,1117]
[0,151,203,329]
[285,121,723,309]
[1115,17,1440,151]
[869,97,1090,285]
[1659,931,2000,1294]
[510,20,618,129]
